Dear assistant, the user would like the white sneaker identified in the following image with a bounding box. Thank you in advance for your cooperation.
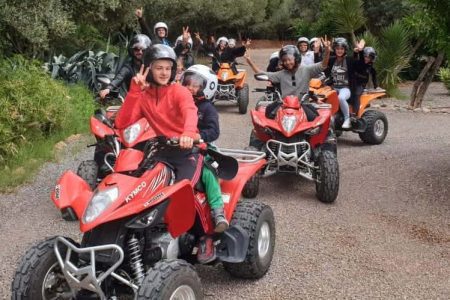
[342,118,351,129]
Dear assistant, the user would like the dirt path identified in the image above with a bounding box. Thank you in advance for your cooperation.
[1,48,449,299]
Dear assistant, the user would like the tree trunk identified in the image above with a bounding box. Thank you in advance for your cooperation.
[410,56,435,107]
[410,52,445,108]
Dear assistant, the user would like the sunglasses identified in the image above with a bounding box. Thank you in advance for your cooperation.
[133,48,144,53]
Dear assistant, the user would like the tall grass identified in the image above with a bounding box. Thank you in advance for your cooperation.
[0,56,95,191]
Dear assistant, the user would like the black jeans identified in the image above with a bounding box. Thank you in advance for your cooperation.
[154,149,203,184]
[351,85,364,115]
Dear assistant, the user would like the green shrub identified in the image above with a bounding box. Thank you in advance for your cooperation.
[438,68,450,91]
[0,55,95,165]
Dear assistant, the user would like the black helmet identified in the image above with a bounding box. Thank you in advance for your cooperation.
[363,47,377,62]
[143,44,178,84]
[332,37,348,52]
[128,34,152,57]
[278,45,301,66]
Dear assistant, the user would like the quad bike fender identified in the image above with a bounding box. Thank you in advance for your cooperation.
[358,92,386,117]
[221,160,266,220]
[309,115,332,148]
[51,171,93,218]
[90,117,115,138]
[235,71,247,89]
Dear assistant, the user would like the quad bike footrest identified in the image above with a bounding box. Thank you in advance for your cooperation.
[218,148,266,163]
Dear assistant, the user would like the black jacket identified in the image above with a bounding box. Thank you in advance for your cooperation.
[324,56,357,90]
[203,44,247,72]
[353,52,378,88]
[138,17,172,46]
[107,59,140,91]
[196,99,220,142]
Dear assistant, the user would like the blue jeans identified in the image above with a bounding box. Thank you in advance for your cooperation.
[335,87,351,119]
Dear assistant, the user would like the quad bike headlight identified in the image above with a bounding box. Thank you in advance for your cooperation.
[221,72,228,81]
[124,123,141,144]
[83,187,119,224]
[281,115,297,133]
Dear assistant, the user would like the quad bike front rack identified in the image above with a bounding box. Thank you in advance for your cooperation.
[218,148,266,163]
[54,236,138,299]
[264,139,317,180]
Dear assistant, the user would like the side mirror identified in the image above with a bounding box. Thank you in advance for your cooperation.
[97,77,111,85]
[94,109,113,128]
[254,73,269,81]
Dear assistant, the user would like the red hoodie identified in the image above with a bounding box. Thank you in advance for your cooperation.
[115,81,198,139]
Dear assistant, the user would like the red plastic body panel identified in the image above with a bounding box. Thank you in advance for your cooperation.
[114,149,144,172]
[90,117,115,139]
[51,171,93,218]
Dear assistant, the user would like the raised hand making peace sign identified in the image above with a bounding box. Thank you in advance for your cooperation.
[134,64,150,90]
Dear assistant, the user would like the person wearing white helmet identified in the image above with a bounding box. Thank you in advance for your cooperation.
[135,8,172,46]
[174,26,195,69]
[228,38,236,48]
[202,35,251,73]
[180,65,229,236]
[297,36,317,66]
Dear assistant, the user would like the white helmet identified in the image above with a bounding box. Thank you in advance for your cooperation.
[270,51,279,60]
[297,37,309,45]
[228,38,236,47]
[309,37,321,50]
[175,35,193,49]
[216,36,229,47]
[181,64,218,100]
[153,22,169,37]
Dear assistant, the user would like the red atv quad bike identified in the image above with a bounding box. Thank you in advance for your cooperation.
[247,74,339,204]
[11,136,275,300]
[309,78,388,144]
[76,109,155,197]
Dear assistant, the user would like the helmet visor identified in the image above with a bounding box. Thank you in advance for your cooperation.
[182,73,206,96]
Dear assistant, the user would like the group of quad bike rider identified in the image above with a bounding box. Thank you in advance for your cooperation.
[96,7,381,257]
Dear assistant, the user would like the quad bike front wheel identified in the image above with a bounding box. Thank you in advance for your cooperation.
[315,148,339,203]
[242,147,261,199]
[137,260,202,300]
[223,200,275,279]
[77,160,98,190]
[359,110,388,144]
[11,237,77,300]
[237,84,249,114]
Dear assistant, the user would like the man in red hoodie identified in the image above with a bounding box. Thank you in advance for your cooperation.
[115,44,202,183]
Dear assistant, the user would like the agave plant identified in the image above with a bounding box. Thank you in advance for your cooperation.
[375,21,411,94]
[439,67,450,91]
[45,49,122,92]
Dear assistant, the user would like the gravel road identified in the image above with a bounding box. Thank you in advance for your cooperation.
[1,48,449,299]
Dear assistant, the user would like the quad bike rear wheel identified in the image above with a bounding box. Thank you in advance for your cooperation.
[223,200,275,279]
[11,236,77,300]
[359,110,388,144]
[315,148,339,203]
[77,160,98,190]
[242,146,261,199]
[237,84,249,114]
[137,260,202,300]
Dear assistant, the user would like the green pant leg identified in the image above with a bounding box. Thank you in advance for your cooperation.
[201,165,224,209]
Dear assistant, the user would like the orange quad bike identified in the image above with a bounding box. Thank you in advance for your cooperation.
[208,54,249,114]
[309,78,388,144]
